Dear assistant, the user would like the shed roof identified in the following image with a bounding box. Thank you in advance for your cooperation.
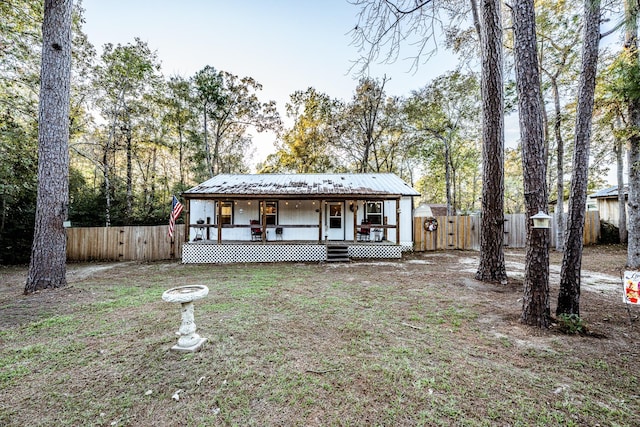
[590,185,627,199]
[427,204,448,216]
[183,173,420,199]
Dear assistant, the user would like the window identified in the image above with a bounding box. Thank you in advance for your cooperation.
[261,201,278,225]
[365,201,382,225]
[216,201,232,225]
[329,203,342,228]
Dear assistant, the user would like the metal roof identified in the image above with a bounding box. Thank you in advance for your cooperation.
[183,173,420,198]
[590,185,627,199]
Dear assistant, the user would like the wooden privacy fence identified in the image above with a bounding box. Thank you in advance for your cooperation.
[413,211,601,252]
[66,225,185,262]
[66,212,601,261]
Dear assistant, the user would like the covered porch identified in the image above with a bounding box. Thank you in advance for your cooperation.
[180,173,419,263]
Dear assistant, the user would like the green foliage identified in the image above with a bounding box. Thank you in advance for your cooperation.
[504,148,525,213]
[406,71,482,212]
[0,0,624,263]
[265,87,339,173]
[556,313,585,334]
[0,1,98,263]
[0,189,36,264]
[193,66,281,176]
[606,51,640,103]
[0,112,38,264]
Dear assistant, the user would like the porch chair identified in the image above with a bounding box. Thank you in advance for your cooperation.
[250,220,262,241]
[357,220,371,241]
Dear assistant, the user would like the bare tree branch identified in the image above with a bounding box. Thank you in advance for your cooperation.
[348,0,443,75]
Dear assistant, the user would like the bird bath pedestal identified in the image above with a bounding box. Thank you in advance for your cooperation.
[162,285,209,352]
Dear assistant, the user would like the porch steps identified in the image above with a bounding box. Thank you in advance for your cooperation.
[326,245,350,262]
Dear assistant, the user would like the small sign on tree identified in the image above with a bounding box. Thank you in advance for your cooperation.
[623,271,640,305]
[623,271,640,324]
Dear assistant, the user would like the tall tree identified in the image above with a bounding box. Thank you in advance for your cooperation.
[596,57,630,244]
[1,0,48,264]
[264,87,338,173]
[475,0,507,283]
[342,76,389,172]
[192,65,224,177]
[536,0,582,251]
[512,0,550,327]
[193,67,280,176]
[93,39,161,224]
[163,76,196,189]
[504,147,525,214]
[349,0,507,280]
[406,71,481,215]
[625,0,640,268]
[615,117,628,244]
[372,96,418,181]
[557,0,601,316]
[25,0,73,293]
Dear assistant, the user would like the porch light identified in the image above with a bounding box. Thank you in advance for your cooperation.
[530,211,551,229]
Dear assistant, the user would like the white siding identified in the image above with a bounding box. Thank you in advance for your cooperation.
[188,196,414,244]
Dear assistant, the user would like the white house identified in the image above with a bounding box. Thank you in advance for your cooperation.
[180,173,420,263]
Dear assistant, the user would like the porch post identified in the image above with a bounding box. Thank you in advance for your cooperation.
[185,198,191,243]
[260,200,266,242]
[353,200,358,242]
[318,200,323,242]
[217,199,222,244]
[396,197,401,245]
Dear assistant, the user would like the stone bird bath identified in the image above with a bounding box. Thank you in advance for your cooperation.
[162,285,209,352]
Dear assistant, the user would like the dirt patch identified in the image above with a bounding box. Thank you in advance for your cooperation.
[0,262,135,328]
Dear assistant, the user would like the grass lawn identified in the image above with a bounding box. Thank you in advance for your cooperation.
[0,247,638,426]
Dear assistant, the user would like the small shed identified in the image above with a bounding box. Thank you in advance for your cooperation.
[590,185,627,227]
[180,173,420,263]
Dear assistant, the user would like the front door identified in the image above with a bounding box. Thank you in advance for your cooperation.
[326,202,344,240]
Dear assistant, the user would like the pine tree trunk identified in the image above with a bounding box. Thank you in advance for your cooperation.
[475,0,507,283]
[625,0,640,267]
[615,117,628,244]
[102,143,111,227]
[25,0,72,294]
[126,124,133,222]
[178,121,185,186]
[513,0,550,328]
[445,139,453,215]
[552,78,565,251]
[557,0,601,316]
[203,103,213,178]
